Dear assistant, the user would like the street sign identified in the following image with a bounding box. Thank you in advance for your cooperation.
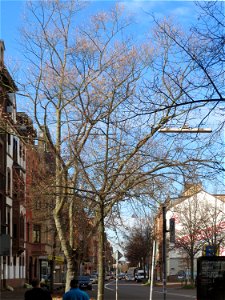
[48,255,64,263]
[203,245,218,257]
[113,250,123,261]
[113,250,123,300]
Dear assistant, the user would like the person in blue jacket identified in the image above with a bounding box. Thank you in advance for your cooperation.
[63,279,90,300]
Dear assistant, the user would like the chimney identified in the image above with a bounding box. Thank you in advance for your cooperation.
[0,40,5,69]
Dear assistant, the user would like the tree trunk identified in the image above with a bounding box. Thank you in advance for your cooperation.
[65,257,75,292]
[97,208,105,300]
[190,253,194,284]
[54,212,75,291]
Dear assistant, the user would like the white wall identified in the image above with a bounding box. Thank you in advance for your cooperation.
[166,191,225,276]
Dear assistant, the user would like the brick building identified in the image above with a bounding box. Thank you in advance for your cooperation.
[0,40,26,288]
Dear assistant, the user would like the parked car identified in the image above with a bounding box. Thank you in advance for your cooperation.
[135,270,145,282]
[78,276,92,290]
[177,270,186,281]
[90,274,98,284]
[105,274,111,281]
[117,273,125,280]
[125,274,135,281]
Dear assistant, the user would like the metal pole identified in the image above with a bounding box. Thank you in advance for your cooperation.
[149,240,156,300]
[162,205,167,300]
[115,251,118,300]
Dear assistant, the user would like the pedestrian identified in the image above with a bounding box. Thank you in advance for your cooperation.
[63,279,90,300]
[24,278,52,300]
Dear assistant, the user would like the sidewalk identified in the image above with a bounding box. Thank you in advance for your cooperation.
[155,281,184,288]
[0,287,27,300]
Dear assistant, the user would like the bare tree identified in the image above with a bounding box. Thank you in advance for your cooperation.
[198,197,225,256]
[150,1,225,125]
[171,196,207,283]
[17,2,222,299]
[124,219,153,276]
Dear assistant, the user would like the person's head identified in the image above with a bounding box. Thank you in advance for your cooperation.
[31,278,40,288]
[70,279,79,289]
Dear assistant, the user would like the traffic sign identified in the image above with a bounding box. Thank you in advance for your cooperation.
[113,250,123,261]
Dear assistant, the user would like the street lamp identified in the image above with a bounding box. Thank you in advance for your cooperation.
[159,124,212,300]
[159,126,212,133]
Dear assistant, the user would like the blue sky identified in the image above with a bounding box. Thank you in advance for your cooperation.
[0,0,198,64]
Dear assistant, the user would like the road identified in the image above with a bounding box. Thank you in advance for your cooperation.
[88,280,196,300]
[0,280,196,300]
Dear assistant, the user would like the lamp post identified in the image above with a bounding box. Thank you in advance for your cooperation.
[159,124,212,299]
[162,204,167,300]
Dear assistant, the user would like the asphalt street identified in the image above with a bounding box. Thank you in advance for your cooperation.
[0,280,196,300]
[99,281,196,300]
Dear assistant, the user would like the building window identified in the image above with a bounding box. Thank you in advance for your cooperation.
[20,215,24,239]
[7,168,11,196]
[33,225,41,243]
[19,145,22,158]
[8,133,11,146]
[7,210,10,235]
[13,138,18,162]
[22,148,25,161]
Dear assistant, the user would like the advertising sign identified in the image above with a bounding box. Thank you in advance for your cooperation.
[197,256,225,300]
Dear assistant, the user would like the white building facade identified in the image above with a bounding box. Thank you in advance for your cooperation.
[166,186,225,280]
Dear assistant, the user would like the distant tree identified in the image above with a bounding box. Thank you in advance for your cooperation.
[124,219,153,275]
[197,197,225,256]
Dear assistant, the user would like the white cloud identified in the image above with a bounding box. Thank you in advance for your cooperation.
[118,1,196,26]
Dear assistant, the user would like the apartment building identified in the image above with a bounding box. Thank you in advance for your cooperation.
[0,40,26,287]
